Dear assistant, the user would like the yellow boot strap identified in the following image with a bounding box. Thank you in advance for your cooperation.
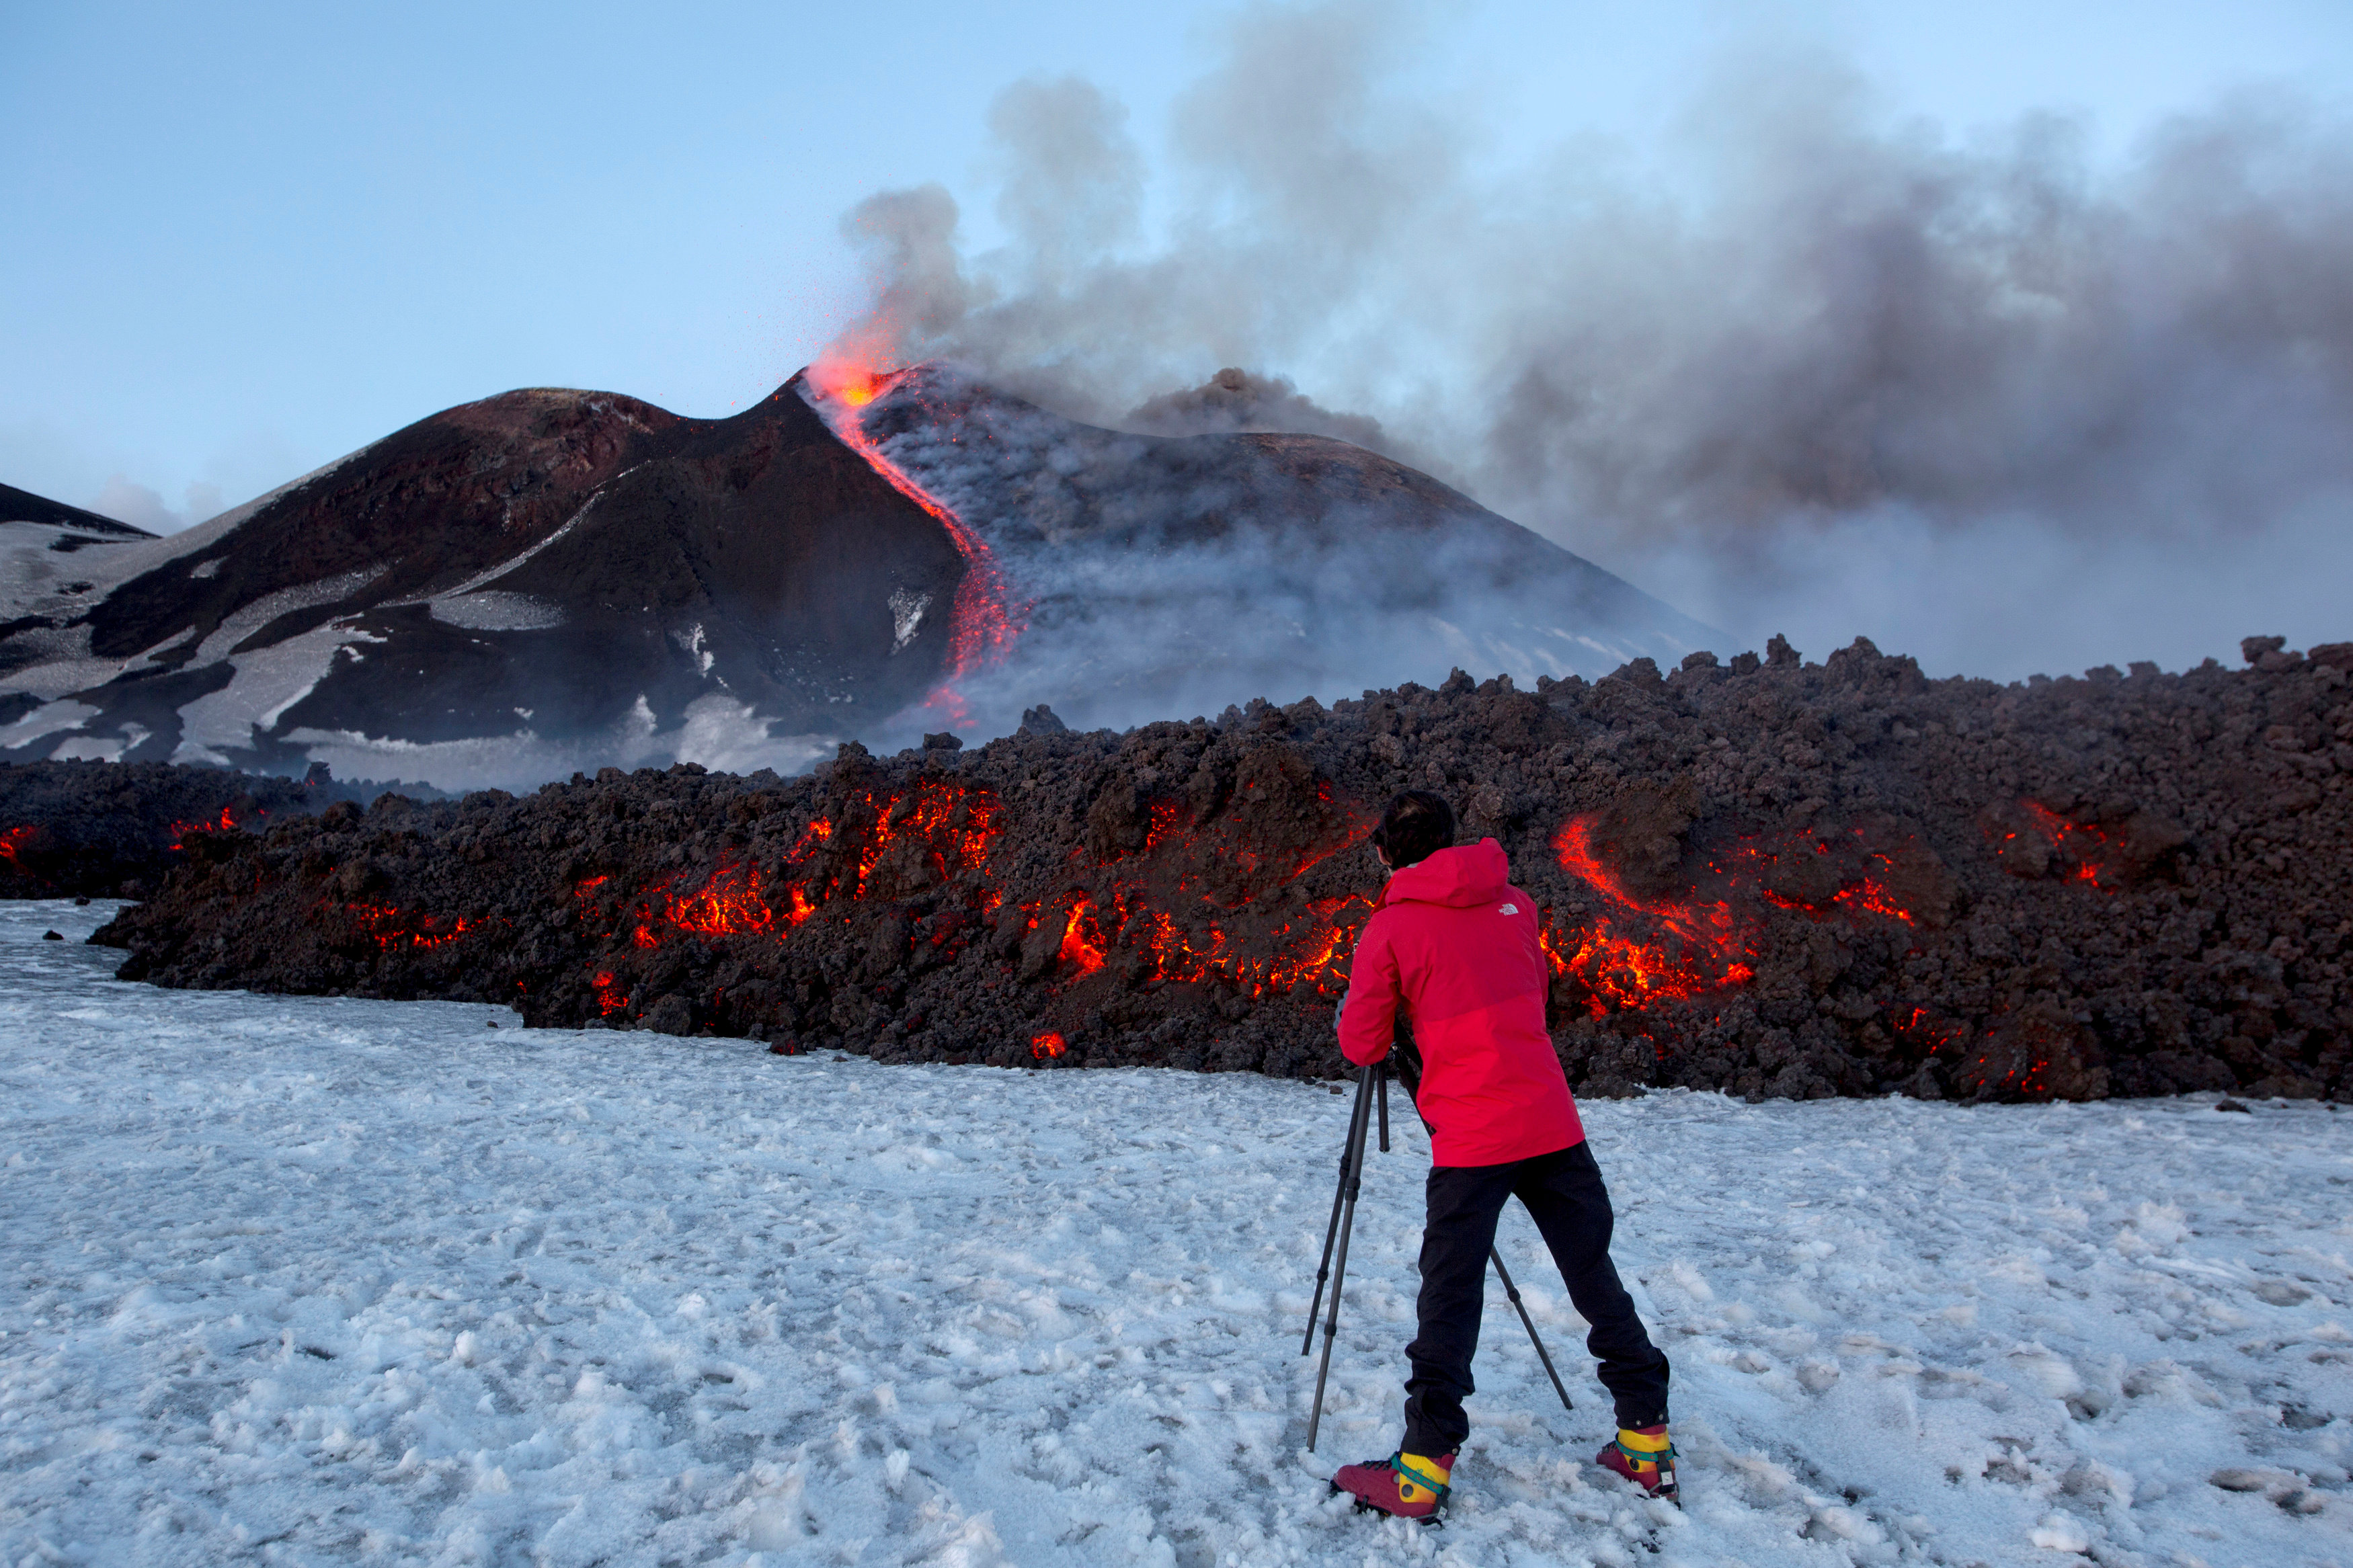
[1613,1428,1675,1467]
[1395,1452,1451,1501]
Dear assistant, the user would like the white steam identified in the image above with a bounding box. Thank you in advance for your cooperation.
[823,8,2353,680]
[87,477,227,536]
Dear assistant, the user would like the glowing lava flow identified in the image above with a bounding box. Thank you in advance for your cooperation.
[1057,896,1109,977]
[1550,817,1754,1015]
[801,362,1019,700]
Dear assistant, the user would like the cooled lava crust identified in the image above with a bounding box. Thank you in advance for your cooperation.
[0,761,434,899]
[92,636,2353,1104]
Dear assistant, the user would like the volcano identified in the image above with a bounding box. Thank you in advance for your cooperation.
[1,368,1712,788]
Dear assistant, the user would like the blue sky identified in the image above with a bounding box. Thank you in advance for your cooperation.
[5,0,2350,532]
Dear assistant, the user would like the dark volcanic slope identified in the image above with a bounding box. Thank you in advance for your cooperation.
[0,483,159,542]
[1,386,965,778]
[4,367,1712,787]
[836,367,1716,730]
[98,634,2353,1104]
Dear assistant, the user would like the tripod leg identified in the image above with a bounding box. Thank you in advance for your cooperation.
[1301,1142,1351,1357]
[1375,1065,1389,1153]
[1307,1064,1376,1452]
[1491,1248,1574,1412]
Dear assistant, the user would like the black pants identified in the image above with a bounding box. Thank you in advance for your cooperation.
[1402,1140,1670,1454]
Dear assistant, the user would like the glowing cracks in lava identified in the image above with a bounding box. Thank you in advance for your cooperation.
[1058,896,1108,977]
[1030,1030,1068,1060]
[1549,817,1752,1016]
[2018,802,2120,891]
[799,363,1021,710]
[167,806,255,850]
[583,788,996,979]
[1545,815,1925,1018]
[592,971,627,1018]
[1834,878,1915,923]
[0,826,30,866]
[345,901,473,952]
[1890,1006,1962,1058]
[851,785,995,898]
[664,860,773,938]
[1124,893,1371,999]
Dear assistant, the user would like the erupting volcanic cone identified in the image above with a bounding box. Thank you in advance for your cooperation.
[2,362,1712,788]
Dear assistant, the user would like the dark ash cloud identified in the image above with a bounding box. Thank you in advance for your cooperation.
[820,5,2353,680]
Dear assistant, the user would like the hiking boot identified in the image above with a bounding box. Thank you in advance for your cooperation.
[1331,1450,1453,1522]
[1597,1423,1677,1501]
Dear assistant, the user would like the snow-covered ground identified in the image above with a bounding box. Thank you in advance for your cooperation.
[2,901,2348,1568]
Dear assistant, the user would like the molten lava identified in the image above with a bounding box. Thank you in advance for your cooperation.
[0,826,29,866]
[801,361,1021,705]
[1031,1030,1068,1059]
[1123,891,1369,999]
[589,786,1000,974]
[1546,816,1921,1018]
[2017,802,2119,891]
[167,806,251,850]
[663,856,772,938]
[1057,896,1108,977]
[345,900,473,952]
[592,970,627,1018]
[849,782,997,896]
[1550,817,1753,1016]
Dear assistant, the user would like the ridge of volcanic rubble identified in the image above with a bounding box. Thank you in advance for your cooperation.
[85,634,2353,1104]
[0,761,450,899]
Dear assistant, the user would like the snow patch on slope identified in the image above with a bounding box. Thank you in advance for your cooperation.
[2,901,2346,1566]
[428,590,566,632]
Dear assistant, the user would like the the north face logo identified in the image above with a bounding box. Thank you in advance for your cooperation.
[1499,903,1518,915]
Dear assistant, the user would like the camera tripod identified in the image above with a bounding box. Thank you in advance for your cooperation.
[1302,1059,1575,1450]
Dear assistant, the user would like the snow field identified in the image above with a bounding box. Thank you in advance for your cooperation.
[0,899,2347,1567]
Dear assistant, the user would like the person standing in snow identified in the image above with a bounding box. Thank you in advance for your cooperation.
[1328,790,1675,1520]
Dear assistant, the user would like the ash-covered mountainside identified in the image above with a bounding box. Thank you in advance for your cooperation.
[0,482,159,546]
[97,634,2353,1104]
[0,760,445,900]
[813,365,1714,733]
[1,385,965,786]
[3,366,1708,790]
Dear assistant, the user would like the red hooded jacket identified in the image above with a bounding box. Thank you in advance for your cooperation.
[1338,839,1584,1167]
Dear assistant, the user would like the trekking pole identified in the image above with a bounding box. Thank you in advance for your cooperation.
[1306,1062,1378,1451]
[1490,1248,1574,1411]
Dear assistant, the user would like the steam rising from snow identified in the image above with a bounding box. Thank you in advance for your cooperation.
[825,7,2353,681]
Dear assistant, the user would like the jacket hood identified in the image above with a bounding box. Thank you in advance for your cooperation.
[1382,838,1513,909]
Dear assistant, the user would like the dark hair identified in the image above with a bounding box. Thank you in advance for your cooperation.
[1370,790,1455,869]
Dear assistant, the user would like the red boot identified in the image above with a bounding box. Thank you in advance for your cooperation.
[1597,1423,1677,1503]
[1332,1450,1453,1522]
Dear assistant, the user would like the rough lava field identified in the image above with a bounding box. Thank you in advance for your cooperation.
[86,634,2353,1106]
[1,901,2348,1566]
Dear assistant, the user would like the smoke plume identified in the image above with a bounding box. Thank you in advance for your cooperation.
[822,6,2353,681]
